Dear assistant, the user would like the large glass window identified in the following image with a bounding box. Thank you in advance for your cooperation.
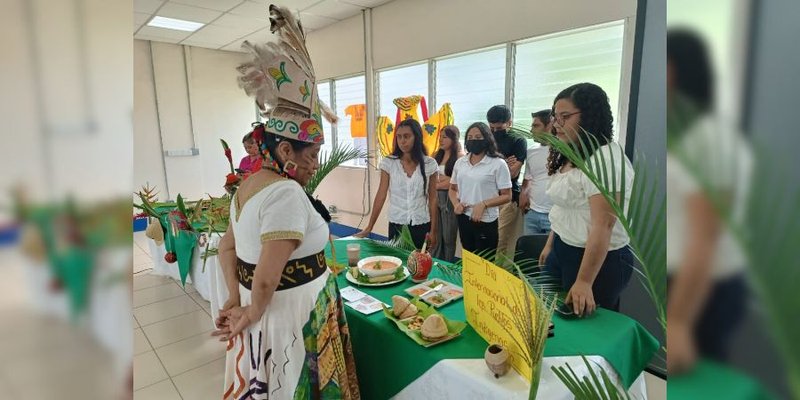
[513,22,625,145]
[334,75,368,167]
[435,47,506,135]
[377,63,429,119]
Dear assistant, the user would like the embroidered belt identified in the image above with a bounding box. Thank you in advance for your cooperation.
[237,251,327,291]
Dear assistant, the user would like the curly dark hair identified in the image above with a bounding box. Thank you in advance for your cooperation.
[547,83,614,175]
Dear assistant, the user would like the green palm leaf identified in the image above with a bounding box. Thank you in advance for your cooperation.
[305,145,368,195]
[511,126,667,334]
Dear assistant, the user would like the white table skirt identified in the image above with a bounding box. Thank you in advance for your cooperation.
[393,357,647,400]
[148,236,228,330]
[24,248,132,379]
[147,235,220,303]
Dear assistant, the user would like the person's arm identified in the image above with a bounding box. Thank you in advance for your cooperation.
[667,193,720,373]
[506,139,527,179]
[355,170,390,237]
[519,179,531,211]
[220,239,299,339]
[427,172,439,248]
[567,194,618,316]
[217,224,240,312]
[449,184,465,215]
[436,172,451,190]
[469,188,511,222]
[539,230,555,266]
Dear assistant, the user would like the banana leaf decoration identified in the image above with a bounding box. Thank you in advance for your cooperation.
[376,116,394,157]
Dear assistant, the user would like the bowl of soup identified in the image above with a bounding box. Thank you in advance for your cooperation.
[357,256,402,278]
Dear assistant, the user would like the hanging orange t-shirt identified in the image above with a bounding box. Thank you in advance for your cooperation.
[344,104,367,138]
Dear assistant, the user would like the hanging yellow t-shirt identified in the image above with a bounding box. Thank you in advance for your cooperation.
[344,104,367,138]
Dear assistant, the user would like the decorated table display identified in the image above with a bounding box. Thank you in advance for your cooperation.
[324,238,659,400]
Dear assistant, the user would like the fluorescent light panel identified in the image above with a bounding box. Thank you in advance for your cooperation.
[147,16,205,32]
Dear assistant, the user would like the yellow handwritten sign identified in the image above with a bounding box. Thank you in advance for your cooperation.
[462,250,537,381]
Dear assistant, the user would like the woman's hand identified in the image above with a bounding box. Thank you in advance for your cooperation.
[427,231,437,250]
[214,295,240,330]
[667,321,697,375]
[538,244,551,267]
[454,202,466,215]
[470,202,486,222]
[566,280,596,317]
[212,305,259,341]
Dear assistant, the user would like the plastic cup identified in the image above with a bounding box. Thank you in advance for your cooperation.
[346,243,361,267]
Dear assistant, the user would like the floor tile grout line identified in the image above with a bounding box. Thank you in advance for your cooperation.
[133,279,179,293]
[155,329,228,377]
[136,302,204,328]
[169,354,227,380]
[133,291,188,309]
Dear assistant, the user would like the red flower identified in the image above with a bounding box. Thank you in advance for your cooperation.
[225,173,240,185]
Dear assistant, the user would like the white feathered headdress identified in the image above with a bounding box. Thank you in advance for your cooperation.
[236,4,337,144]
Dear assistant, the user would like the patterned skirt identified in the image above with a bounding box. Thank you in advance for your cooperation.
[223,271,360,399]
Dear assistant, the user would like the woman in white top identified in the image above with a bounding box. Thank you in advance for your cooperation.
[432,125,464,262]
[449,122,512,256]
[356,119,439,249]
[538,83,635,316]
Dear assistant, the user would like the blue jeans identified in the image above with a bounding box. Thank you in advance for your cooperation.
[523,210,551,235]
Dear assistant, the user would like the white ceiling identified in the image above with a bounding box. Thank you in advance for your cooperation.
[134,0,393,52]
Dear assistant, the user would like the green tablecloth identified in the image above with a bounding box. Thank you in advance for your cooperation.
[668,360,775,400]
[326,239,660,400]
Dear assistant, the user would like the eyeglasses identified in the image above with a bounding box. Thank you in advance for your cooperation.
[552,111,581,125]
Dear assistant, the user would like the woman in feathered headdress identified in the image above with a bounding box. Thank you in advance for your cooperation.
[211,5,359,399]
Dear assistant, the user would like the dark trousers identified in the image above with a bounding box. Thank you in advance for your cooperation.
[456,214,499,257]
[667,274,747,362]
[544,233,634,311]
[388,222,431,250]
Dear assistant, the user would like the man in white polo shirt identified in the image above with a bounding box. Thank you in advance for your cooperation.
[520,109,554,234]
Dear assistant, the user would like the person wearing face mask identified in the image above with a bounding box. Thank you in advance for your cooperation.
[539,83,635,317]
[449,122,512,256]
[486,105,529,262]
[355,119,439,249]
[212,6,360,398]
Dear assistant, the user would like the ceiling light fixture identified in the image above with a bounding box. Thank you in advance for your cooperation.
[147,16,205,32]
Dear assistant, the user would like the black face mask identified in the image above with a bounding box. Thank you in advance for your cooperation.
[492,128,507,136]
[466,139,488,154]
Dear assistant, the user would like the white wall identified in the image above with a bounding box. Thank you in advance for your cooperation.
[1,0,133,205]
[134,40,254,201]
[304,0,638,235]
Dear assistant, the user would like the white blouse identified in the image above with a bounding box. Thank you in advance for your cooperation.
[547,143,634,250]
[230,179,329,264]
[666,115,750,278]
[379,156,438,226]
[450,154,512,223]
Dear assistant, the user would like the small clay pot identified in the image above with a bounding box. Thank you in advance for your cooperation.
[484,344,511,378]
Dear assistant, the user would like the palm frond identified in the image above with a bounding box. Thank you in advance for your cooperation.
[306,145,368,195]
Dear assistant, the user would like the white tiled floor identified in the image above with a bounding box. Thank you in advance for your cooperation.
[132,233,227,400]
[130,231,666,399]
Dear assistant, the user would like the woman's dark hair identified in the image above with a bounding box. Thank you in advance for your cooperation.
[546,83,614,175]
[433,125,461,177]
[251,122,330,221]
[392,119,430,191]
[486,105,512,124]
[531,109,552,126]
[464,122,501,158]
[667,29,714,112]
